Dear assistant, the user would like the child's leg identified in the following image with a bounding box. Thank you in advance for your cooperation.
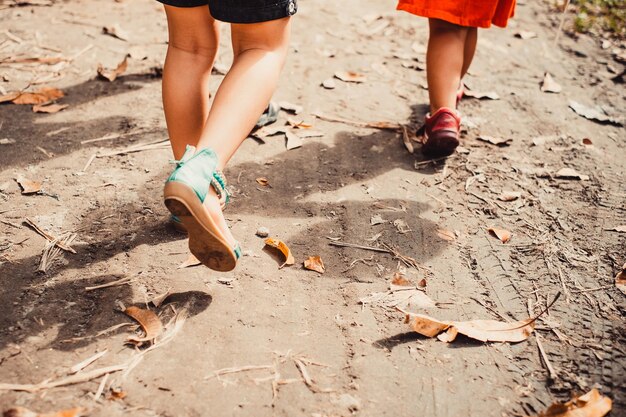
[196,18,291,169]
[162,5,219,160]
[426,18,471,113]
[461,27,478,79]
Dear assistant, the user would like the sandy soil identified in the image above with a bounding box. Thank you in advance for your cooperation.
[0,0,624,416]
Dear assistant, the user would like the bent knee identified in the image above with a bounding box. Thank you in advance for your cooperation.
[168,37,219,59]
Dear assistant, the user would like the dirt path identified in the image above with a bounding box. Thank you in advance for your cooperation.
[0,0,624,416]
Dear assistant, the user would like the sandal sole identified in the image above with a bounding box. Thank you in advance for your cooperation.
[164,182,237,272]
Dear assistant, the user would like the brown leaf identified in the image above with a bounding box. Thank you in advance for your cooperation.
[334,71,367,83]
[582,138,593,146]
[488,227,511,243]
[477,135,511,146]
[11,87,64,105]
[533,389,612,417]
[0,91,21,104]
[304,256,325,274]
[3,407,84,417]
[615,263,626,296]
[256,177,269,186]
[124,306,164,345]
[15,176,42,194]
[556,168,589,181]
[108,389,127,401]
[32,103,68,114]
[178,253,201,269]
[437,229,456,242]
[391,272,411,287]
[498,191,522,201]
[264,237,295,268]
[404,313,535,343]
[417,278,427,288]
[97,56,128,82]
[541,72,562,93]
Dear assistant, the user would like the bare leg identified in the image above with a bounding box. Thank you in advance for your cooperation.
[196,18,292,169]
[461,27,478,79]
[162,5,219,160]
[426,18,469,113]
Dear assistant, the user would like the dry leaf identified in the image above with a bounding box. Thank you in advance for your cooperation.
[437,229,456,242]
[615,263,626,296]
[304,256,325,274]
[11,87,64,105]
[321,78,336,89]
[286,119,312,129]
[404,312,535,343]
[360,288,435,312]
[256,177,269,186]
[15,176,42,194]
[606,225,626,232]
[498,191,522,201]
[149,288,172,308]
[569,100,622,126]
[279,101,302,114]
[97,56,128,82]
[541,72,562,93]
[178,253,201,269]
[264,237,295,268]
[515,30,537,40]
[582,138,593,146]
[102,24,129,41]
[477,135,511,146]
[464,90,500,100]
[334,71,367,83]
[124,306,164,345]
[393,219,411,234]
[391,272,411,287]
[109,389,127,400]
[0,91,21,104]
[32,103,68,114]
[3,407,84,417]
[285,131,303,150]
[488,227,511,243]
[556,168,590,181]
[418,278,427,288]
[533,389,612,417]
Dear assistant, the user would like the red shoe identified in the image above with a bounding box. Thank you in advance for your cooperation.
[421,107,461,157]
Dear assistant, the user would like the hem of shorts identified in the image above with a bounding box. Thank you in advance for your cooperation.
[155,0,207,8]
[210,2,295,23]
[396,4,512,28]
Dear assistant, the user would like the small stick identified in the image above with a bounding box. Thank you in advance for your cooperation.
[571,285,613,294]
[85,276,135,292]
[93,373,109,402]
[414,156,449,166]
[206,365,274,379]
[329,240,391,254]
[401,125,414,154]
[69,350,108,374]
[536,334,558,379]
[23,218,76,253]
[555,0,571,45]
[312,112,401,130]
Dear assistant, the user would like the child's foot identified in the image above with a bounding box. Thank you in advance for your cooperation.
[164,146,241,271]
[421,107,461,157]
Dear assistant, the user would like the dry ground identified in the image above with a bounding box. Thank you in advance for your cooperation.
[0,0,624,416]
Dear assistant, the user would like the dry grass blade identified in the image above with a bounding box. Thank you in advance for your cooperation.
[0,364,127,393]
[69,350,108,374]
[207,365,275,379]
[312,112,401,130]
[85,276,135,291]
[24,218,76,253]
[38,232,77,273]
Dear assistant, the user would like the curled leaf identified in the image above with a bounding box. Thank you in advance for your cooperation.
[97,56,128,82]
[124,306,163,345]
[404,313,535,343]
[488,227,511,243]
[11,87,64,105]
[390,272,411,287]
[264,237,295,268]
[533,389,612,417]
[437,229,456,242]
[15,176,42,194]
[304,256,325,274]
[256,177,269,186]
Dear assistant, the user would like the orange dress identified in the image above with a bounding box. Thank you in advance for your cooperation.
[397,0,516,28]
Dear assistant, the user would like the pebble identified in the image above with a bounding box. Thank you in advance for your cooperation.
[256,226,270,238]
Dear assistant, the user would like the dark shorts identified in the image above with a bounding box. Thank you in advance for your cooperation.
[157,0,297,24]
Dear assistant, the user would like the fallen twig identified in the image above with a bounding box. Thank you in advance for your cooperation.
[69,350,108,374]
[85,276,136,291]
[312,112,401,130]
[293,358,334,394]
[206,365,275,379]
[83,139,170,172]
[24,218,76,253]
[536,333,558,379]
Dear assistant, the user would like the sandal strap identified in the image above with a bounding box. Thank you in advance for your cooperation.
[210,170,230,208]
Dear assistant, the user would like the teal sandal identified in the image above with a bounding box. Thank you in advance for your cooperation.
[164,146,241,272]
